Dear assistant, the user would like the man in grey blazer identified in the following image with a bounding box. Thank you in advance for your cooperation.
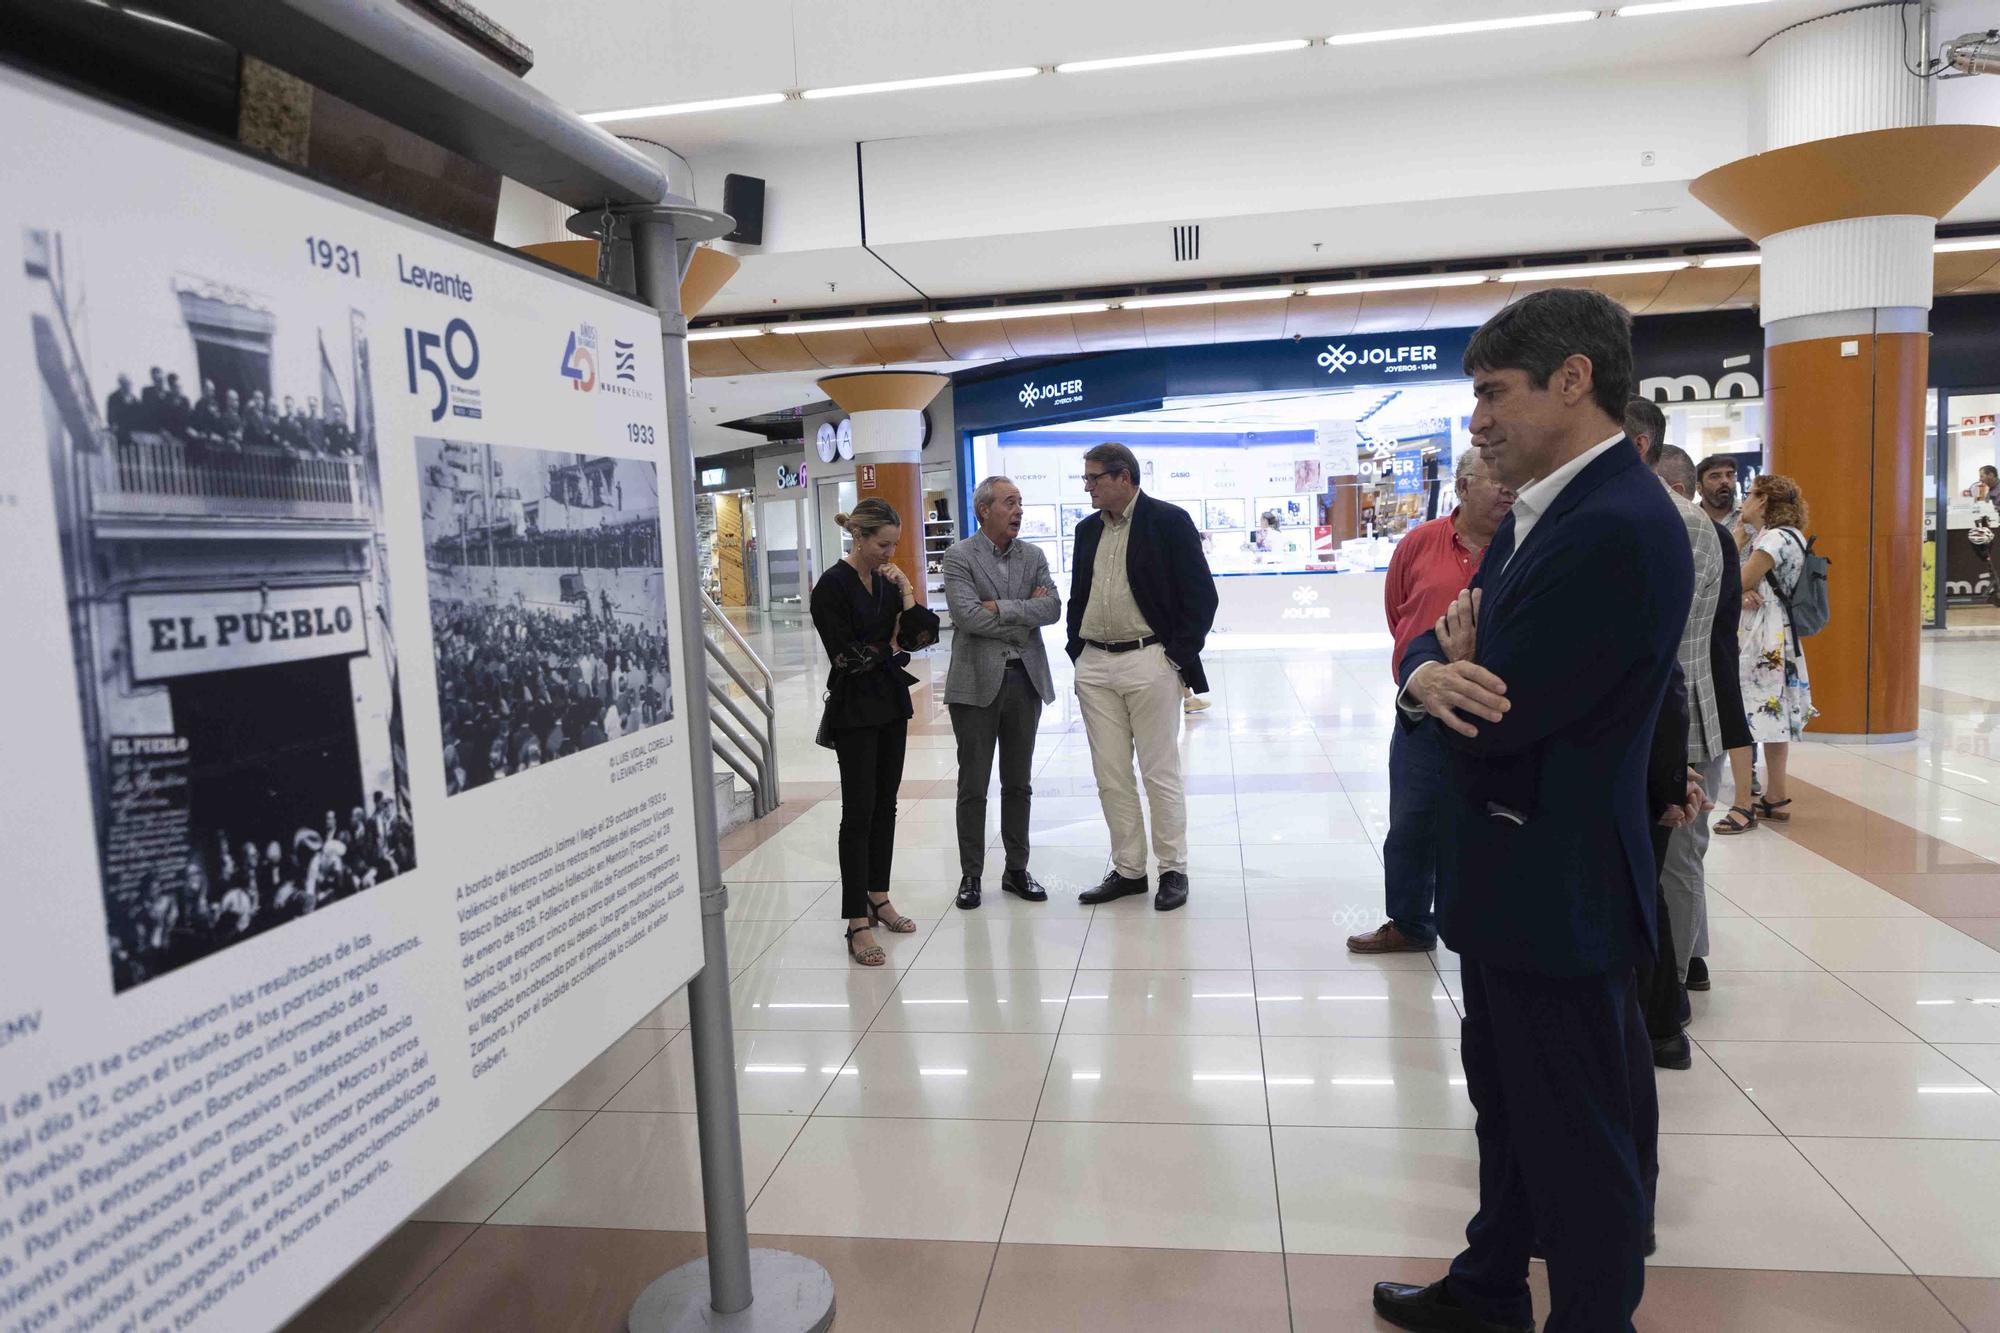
[942,476,1060,909]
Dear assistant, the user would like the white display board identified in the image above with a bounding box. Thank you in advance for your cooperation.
[0,68,703,1331]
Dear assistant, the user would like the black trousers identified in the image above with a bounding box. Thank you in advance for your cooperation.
[1638,825,1683,1040]
[1446,960,1656,1333]
[833,717,908,919]
[948,663,1043,878]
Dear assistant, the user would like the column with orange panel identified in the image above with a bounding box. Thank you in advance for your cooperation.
[816,372,949,607]
[1691,6,2000,739]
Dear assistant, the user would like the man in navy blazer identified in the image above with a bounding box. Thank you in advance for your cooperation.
[1370,290,1693,1333]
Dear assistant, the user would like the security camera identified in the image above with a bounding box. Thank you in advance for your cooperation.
[1944,29,2000,75]
[1292,332,1303,343]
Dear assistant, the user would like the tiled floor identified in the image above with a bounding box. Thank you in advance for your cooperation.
[289,622,2000,1331]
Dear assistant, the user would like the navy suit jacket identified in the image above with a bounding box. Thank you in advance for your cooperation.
[1067,491,1219,693]
[1400,440,1694,977]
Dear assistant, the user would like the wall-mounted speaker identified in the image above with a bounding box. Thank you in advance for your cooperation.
[723,174,765,246]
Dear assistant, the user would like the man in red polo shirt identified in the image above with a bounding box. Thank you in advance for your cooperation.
[1348,450,1516,953]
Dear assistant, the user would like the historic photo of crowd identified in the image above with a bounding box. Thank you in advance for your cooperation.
[418,440,674,793]
[25,229,417,992]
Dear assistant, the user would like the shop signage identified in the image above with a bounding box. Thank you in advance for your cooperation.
[127,584,369,681]
[1316,340,1442,378]
[700,466,726,486]
[1018,376,1085,410]
[775,462,805,488]
[1629,310,1764,402]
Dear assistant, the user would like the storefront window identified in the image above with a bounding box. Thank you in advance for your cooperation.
[1661,397,1763,477]
[969,383,1471,579]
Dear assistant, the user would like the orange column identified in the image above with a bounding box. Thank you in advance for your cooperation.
[1765,331,1927,735]
[818,372,950,611]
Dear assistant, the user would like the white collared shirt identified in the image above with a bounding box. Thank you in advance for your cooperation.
[1497,431,1627,574]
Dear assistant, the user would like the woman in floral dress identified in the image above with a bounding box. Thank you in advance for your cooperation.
[1715,474,1816,834]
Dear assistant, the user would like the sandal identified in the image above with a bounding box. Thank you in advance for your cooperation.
[868,895,916,933]
[1713,806,1757,836]
[1753,798,1792,823]
[845,925,886,967]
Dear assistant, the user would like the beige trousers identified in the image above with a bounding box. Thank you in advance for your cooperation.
[1074,644,1188,878]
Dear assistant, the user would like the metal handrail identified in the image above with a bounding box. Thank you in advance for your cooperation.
[706,696,770,817]
[700,594,780,813]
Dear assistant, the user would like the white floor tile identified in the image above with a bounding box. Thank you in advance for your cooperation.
[604,1028,865,1116]
[1004,1121,1283,1252]
[872,968,1073,1033]
[1039,1032,1269,1125]
[1762,917,2000,972]
[748,1116,1032,1242]
[1833,972,2000,1044]
[1703,1041,2000,1138]
[1792,1136,2000,1276]
[1061,969,1262,1035]
[814,1029,1057,1120]
[1651,1134,1905,1273]
[1261,1037,1472,1130]
[1687,971,1919,1043]
[1253,970,1461,1039]
[1272,1126,1478,1257]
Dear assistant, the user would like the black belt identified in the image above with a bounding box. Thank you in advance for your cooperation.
[1084,635,1160,654]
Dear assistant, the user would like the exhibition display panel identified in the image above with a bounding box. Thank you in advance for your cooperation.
[0,67,704,1331]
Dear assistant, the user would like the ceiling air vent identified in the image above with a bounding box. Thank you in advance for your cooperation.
[1172,224,1200,262]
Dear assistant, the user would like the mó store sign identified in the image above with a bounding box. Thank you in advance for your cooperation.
[127,584,368,681]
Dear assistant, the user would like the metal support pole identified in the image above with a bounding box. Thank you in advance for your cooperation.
[613,202,835,1333]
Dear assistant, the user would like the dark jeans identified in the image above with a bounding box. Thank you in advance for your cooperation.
[833,718,908,919]
[1383,722,1443,945]
[1447,960,1655,1333]
[1639,824,1683,1040]
[949,664,1043,878]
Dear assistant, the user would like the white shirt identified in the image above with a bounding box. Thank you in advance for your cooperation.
[1496,431,1626,573]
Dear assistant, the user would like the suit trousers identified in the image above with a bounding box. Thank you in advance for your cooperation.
[1447,960,1655,1333]
[1662,751,1723,979]
[1640,825,1682,1040]
[949,663,1044,878]
[1382,722,1444,946]
[1074,644,1187,878]
[832,718,907,919]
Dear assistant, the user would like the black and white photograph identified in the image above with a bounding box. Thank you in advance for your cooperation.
[24,229,417,993]
[418,441,673,795]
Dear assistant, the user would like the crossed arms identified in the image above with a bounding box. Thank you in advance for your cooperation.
[942,544,1060,649]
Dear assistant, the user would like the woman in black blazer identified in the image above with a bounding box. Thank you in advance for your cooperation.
[809,498,940,966]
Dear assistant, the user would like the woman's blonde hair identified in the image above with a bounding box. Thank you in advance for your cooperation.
[835,497,901,539]
[1750,473,1809,532]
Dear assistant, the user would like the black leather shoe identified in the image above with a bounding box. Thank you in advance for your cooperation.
[1371,1280,1532,1333]
[1154,870,1188,912]
[1686,956,1711,992]
[1653,1031,1693,1071]
[1078,870,1149,904]
[1001,869,1048,903]
[954,876,981,910]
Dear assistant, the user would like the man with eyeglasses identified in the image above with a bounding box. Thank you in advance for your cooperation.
[1066,442,1217,912]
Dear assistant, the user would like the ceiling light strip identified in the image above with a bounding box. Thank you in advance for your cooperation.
[1323,11,1598,46]
[687,327,768,341]
[941,301,1112,323]
[1056,39,1310,73]
[582,93,786,123]
[801,67,1039,100]
[1697,253,1762,267]
[769,315,935,334]
[1495,259,1690,281]
[1123,287,1297,310]
[1935,236,2000,253]
[1303,274,1493,296]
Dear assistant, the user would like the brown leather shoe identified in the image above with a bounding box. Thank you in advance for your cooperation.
[1347,922,1436,954]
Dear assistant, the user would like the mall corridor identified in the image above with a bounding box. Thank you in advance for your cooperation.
[287,621,2000,1333]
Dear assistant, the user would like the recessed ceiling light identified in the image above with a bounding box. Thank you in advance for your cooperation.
[1495,259,1690,281]
[1935,236,2000,252]
[687,327,767,341]
[941,301,1111,323]
[1615,0,1775,16]
[801,68,1039,100]
[1324,11,1597,45]
[1698,253,1762,268]
[1304,274,1493,296]
[1123,287,1297,309]
[582,93,787,124]
[769,315,935,334]
[1056,39,1310,73]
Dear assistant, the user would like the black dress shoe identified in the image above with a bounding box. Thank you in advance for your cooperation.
[1686,956,1711,991]
[1078,869,1149,904]
[1154,869,1188,912]
[1371,1280,1532,1333]
[1653,1031,1693,1071]
[954,876,981,910]
[1001,869,1048,902]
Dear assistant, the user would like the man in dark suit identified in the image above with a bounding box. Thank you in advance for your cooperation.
[105,374,139,447]
[1066,441,1217,912]
[1372,289,1692,1333]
